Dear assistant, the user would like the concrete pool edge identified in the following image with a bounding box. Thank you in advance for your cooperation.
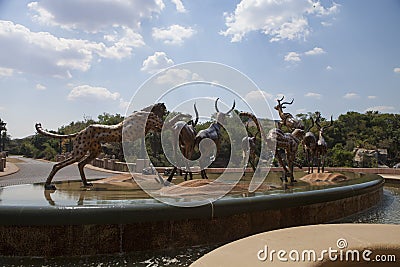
[0,174,384,257]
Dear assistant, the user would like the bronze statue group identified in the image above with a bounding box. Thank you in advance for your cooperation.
[36,97,333,190]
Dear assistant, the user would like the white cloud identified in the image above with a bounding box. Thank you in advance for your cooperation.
[119,98,130,111]
[0,21,88,77]
[0,21,142,78]
[367,95,377,99]
[141,52,174,74]
[171,0,186,13]
[394,67,400,73]
[36,83,46,90]
[221,0,339,42]
[68,85,120,101]
[99,27,145,59]
[321,21,333,27]
[343,92,359,99]
[284,52,301,62]
[311,1,339,16]
[365,106,395,113]
[305,92,322,99]
[244,90,273,102]
[326,65,333,71]
[0,67,13,77]
[152,24,196,45]
[26,1,156,62]
[304,47,325,56]
[284,47,325,63]
[28,0,165,32]
[156,68,203,85]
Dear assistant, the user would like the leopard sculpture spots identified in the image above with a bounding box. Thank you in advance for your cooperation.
[36,103,166,190]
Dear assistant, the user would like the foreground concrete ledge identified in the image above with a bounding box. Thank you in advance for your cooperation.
[379,174,400,186]
[192,224,400,267]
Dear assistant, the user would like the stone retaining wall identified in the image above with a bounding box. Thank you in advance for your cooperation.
[324,167,400,175]
[91,158,134,172]
[56,154,400,175]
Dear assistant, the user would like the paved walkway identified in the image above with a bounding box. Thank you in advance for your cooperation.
[0,162,19,177]
[0,156,116,187]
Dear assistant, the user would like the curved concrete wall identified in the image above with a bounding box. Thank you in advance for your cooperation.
[192,224,400,267]
[0,175,384,257]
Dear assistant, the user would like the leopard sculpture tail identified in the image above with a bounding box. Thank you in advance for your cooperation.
[35,123,79,139]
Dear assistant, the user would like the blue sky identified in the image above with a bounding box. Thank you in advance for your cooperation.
[0,0,399,138]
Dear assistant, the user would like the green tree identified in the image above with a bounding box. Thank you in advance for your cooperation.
[39,143,58,160]
[328,144,354,167]
[19,142,38,158]
[97,113,124,125]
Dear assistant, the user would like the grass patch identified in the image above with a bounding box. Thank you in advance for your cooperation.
[6,157,24,163]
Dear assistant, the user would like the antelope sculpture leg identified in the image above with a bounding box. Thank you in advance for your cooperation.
[241,121,259,176]
[302,117,317,174]
[315,114,333,173]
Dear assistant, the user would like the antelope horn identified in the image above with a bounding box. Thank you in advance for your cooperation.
[315,117,322,130]
[277,96,284,103]
[282,98,294,106]
[214,98,220,113]
[315,111,321,122]
[193,102,199,127]
[323,115,333,130]
[225,100,235,115]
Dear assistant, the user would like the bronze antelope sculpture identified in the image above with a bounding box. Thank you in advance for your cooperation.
[241,121,259,176]
[167,103,199,182]
[239,111,303,184]
[315,114,333,173]
[267,127,304,184]
[274,96,304,130]
[36,103,166,190]
[302,117,317,174]
[195,98,235,179]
